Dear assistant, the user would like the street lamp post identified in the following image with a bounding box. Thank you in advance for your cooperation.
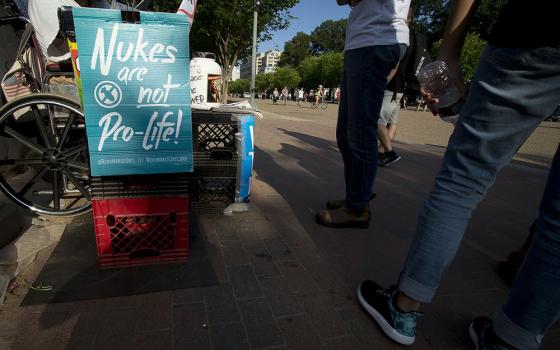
[250,0,259,106]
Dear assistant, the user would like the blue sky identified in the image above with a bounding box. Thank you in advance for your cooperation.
[259,0,350,52]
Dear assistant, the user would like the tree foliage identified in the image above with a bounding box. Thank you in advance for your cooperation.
[297,52,343,89]
[309,19,346,54]
[412,0,508,48]
[229,78,250,94]
[297,57,320,89]
[272,67,301,89]
[432,32,487,82]
[256,73,274,92]
[277,32,311,67]
[186,0,299,102]
[152,0,182,12]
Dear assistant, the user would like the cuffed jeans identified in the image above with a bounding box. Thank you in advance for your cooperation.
[337,45,401,211]
[398,45,560,349]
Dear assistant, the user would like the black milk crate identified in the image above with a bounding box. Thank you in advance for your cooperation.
[188,177,236,214]
[90,173,189,200]
[191,110,239,177]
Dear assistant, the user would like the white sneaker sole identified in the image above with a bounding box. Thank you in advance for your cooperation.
[357,284,415,346]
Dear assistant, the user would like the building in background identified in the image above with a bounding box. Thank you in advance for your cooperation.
[259,50,281,74]
[230,65,240,81]
[240,50,282,79]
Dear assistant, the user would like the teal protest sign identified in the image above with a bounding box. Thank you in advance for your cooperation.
[73,8,193,176]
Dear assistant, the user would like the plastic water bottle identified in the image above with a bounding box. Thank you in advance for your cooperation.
[418,61,463,125]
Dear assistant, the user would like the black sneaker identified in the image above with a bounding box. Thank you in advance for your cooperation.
[357,281,422,345]
[469,316,514,350]
[379,151,401,167]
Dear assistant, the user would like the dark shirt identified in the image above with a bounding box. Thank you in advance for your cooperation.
[387,30,414,94]
[489,0,560,48]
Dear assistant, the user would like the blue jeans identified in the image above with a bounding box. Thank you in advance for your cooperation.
[397,45,560,349]
[337,45,401,211]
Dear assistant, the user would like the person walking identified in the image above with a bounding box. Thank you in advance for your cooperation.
[316,0,411,228]
[272,88,279,105]
[297,87,304,106]
[357,0,560,348]
[282,86,289,106]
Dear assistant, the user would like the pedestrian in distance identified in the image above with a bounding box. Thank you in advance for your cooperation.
[357,0,560,349]
[297,87,304,107]
[272,88,279,105]
[282,86,288,106]
[316,0,411,229]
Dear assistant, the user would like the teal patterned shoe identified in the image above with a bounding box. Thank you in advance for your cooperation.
[357,281,423,345]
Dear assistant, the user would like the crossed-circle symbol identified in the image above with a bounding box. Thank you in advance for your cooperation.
[94,81,122,108]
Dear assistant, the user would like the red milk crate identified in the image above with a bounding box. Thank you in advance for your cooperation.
[92,196,189,269]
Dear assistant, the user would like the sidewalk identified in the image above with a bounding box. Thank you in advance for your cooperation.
[0,111,558,349]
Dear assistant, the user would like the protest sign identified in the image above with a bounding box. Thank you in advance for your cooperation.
[73,8,193,176]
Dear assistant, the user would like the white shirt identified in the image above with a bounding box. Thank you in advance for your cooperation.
[345,0,411,51]
[298,89,304,98]
[28,0,81,62]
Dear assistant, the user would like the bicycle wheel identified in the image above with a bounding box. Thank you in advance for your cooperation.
[0,93,91,217]
[311,101,318,109]
[320,99,328,110]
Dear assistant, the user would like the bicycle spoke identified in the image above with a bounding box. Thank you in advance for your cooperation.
[63,169,91,200]
[19,167,48,196]
[31,105,52,149]
[53,171,60,210]
[62,144,87,157]
[64,196,81,210]
[3,126,45,154]
[0,158,44,166]
[57,112,76,151]
[66,160,89,172]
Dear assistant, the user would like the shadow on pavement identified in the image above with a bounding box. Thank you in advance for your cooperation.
[21,214,218,306]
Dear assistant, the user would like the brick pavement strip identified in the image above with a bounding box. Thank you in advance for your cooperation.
[3,120,558,350]
[173,303,211,350]
[210,323,250,350]
[238,298,285,349]
[203,284,241,325]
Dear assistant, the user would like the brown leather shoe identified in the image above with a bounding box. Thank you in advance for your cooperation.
[326,194,376,210]
[316,205,370,229]
[326,199,346,210]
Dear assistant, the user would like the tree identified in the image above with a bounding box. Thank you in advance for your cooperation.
[317,52,343,88]
[277,32,311,67]
[297,52,343,89]
[256,73,274,92]
[431,32,487,82]
[228,79,250,95]
[188,0,299,103]
[272,67,301,89]
[152,0,182,12]
[297,57,320,89]
[412,0,508,48]
[309,19,346,55]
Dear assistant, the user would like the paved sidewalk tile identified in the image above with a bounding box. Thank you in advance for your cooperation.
[210,323,250,350]
[173,303,211,350]
[203,284,241,325]
[276,315,325,350]
[229,265,263,299]
[238,298,284,349]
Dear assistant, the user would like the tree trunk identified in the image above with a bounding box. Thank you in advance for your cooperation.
[220,57,235,104]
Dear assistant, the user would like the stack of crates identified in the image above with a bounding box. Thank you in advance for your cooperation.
[189,109,254,214]
[89,110,254,268]
[90,174,190,269]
